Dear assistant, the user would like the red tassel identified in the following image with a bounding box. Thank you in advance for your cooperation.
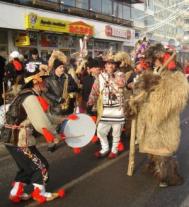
[42,128,55,143]
[32,187,46,204]
[91,116,97,123]
[167,60,176,71]
[163,53,176,71]
[37,96,49,112]
[118,141,125,152]
[91,135,99,143]
[58,189,65,198]
[12,60,23,71]
[60,133,66,141]
[73,148,81,154]
[67,114,78,120]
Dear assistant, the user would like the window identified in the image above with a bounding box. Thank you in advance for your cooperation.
[61,0,75,7]
[122,4,130,20]
[102,0,112,15]
[113,1,123,18]
[90,0,102,13]
[76,0,89,10]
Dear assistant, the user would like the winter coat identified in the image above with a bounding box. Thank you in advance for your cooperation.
[133,70,189,156]
[44,73,78,115]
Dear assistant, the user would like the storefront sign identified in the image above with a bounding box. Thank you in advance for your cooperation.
[105,25,132,40]
[69,21,94,36]
[25,14,94,36]
[15,33,30,47]
[25,13,70,33]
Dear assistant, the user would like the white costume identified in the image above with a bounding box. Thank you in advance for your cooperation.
[88,71,126,154]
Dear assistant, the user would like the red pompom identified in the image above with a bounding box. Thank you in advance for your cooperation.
[42,128,55,143]
[58,189,65,198]
[91,135,99,143]
[91,116,97,123]
[32,187,46,204]
[67,114,78,120]
[9,195,21,203]
[118,141,125,152]
[73,148,81,154]
[37,96,49,112]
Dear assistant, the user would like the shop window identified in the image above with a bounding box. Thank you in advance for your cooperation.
[29,32,38,46]
[102,0,112,15]
[0,31,7,44]
[76,0,89,10]
[40,33,58,47]
[90,0,102,13]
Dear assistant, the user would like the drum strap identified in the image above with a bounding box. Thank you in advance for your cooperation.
[62,74,69,101]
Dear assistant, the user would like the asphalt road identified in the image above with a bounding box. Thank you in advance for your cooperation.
[1,105,189,207]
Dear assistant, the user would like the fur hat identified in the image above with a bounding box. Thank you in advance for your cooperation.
[114,51,131,67]
[102,48,115,63]
[51,50,67,64]
[87,58,103,68]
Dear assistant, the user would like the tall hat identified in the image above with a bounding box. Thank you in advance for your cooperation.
[114,51,131,67]
[102,47,116,63]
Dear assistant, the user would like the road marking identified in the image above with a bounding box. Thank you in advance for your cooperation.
[28,151,129,207]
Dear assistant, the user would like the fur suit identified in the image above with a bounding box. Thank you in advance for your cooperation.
[129,69,189,186]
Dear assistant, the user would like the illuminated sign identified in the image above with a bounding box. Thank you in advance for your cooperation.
[105,25,132,39]
[25,14,94,36]
[69,21,94,36]
[25,13,69,33]
[15,33,30,47]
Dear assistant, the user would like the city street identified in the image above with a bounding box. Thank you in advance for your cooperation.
[0,105,189,207]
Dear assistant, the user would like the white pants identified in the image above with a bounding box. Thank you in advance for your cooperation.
[97,122,123,154]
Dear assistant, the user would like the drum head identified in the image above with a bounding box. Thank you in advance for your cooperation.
[63,113,96,148]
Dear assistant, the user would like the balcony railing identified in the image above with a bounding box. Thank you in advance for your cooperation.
[0,0,133,27]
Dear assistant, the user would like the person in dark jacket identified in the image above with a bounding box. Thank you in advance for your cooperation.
[24,48,46,77]
[44,59,78,116]
[82,58,102,104]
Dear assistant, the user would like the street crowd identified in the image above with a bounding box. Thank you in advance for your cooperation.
[1,37,189,204]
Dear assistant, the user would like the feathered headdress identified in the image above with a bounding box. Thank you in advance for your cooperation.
[114,51,131,67]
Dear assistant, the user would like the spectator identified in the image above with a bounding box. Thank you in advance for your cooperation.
[44,56,78,117]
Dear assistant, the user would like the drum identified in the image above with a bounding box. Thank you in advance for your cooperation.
[60,113,96,148]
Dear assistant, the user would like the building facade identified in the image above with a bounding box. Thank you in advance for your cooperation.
[0,0,145,60]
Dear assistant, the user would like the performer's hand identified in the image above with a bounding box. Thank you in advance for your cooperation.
[86,105,93,115]
[54,134,63,143]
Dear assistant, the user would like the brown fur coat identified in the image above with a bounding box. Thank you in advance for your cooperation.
[130,70,189,156]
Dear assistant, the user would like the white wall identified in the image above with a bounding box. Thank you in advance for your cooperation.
[0,2,135,46]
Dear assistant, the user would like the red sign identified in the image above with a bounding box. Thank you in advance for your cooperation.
[69,21,93,36]
[105,25,132,39]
